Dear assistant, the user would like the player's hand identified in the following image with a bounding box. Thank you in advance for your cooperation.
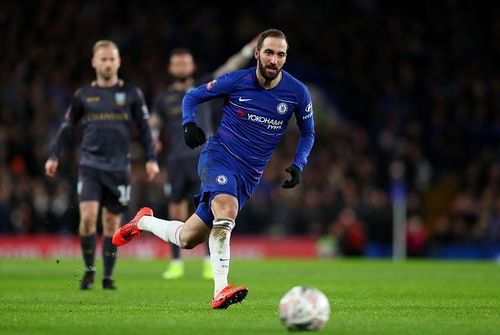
[146,161,160,181]
[183,122,206,149]
[282,164,301,189]
[45,158,59,178]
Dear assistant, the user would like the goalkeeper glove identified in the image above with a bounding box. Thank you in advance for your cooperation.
[183,122,206,149]
[282,164,301,189]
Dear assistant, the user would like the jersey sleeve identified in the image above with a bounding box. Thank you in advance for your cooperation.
[182,73,235,126]
[292,85,315,171]
[132,87,157,162]
[49,89,85,159]
[151,93,165,120]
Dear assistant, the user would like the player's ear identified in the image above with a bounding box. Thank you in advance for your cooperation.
[91,56,96,69]
[254,48,259,60]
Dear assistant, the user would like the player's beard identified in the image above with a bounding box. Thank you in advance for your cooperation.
[257,58,281,82]
[99,67,116,81]
[173,74,190,83]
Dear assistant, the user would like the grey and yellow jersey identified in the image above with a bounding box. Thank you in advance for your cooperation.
[50,80,156,171]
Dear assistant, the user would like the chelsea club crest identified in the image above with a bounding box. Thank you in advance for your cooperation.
[216,175,228,185]
[115,92,126,106]
[277,102,288,114]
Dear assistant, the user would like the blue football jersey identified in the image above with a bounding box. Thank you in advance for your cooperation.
[183,67,314,180]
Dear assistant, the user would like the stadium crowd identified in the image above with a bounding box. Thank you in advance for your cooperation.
[0,1,499,256]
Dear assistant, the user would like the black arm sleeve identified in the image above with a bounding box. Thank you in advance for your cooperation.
[132,87,157,162]
[49,90,84,159]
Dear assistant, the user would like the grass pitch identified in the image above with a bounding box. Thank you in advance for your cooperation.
[1,258,499,334]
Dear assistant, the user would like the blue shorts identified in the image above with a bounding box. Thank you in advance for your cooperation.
[194,142,257,226]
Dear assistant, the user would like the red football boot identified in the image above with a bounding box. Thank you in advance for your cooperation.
[112,207,153,247]
[211,284,248,309]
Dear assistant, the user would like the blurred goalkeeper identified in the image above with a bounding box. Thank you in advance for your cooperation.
[150,39,257,280]
[113,29,314,309]
[45,40,159,290]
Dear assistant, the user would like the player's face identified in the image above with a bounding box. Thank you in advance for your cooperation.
[168,54,195,81]
[92,47,121,80]
[256,37,287,81]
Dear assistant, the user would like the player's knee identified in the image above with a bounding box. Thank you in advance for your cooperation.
[179,233,203,249]
[180,237,197,249]
[102,215,120,235]
[211,195,238,221]
[79,214,97,234]
[102,222,119,236]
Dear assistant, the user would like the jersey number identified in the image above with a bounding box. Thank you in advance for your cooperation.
[117,185,131,206]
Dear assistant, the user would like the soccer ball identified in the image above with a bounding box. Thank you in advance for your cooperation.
[279,286,330,331]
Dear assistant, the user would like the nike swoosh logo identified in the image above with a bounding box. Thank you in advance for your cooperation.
[238,97,252,102]
[219,258,230,261]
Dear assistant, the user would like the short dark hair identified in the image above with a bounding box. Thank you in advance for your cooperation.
[257,29,288,51]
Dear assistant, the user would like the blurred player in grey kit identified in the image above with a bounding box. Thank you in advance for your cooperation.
[45,40,159,290]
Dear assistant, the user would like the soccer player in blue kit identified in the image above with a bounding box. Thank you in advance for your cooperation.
[113,29,315,309]
[151,38,257,280]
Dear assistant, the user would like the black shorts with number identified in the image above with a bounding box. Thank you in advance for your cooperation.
[167,156,200,203]
[78,165,131,213]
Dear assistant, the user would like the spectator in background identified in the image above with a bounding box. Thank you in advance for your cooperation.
[406,215,428,257]
[330,208,367,256]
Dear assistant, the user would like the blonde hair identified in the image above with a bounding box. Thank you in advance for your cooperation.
[92,40,119,55]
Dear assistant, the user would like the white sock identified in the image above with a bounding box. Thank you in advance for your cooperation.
[209,218,235,297]
[138,216,183,247]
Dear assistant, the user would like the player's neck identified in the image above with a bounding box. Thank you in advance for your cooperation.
[96,75,119,88]
[171,78,194,91]
[256,70,282,89]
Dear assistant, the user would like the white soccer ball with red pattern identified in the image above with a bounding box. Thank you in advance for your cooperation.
[279,286,330,331]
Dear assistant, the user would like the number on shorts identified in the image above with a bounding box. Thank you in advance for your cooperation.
[117,185,131,205]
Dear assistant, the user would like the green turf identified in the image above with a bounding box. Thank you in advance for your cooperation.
[0,258,499,334]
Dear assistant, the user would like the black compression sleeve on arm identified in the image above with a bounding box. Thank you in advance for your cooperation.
[49,121,73,159]
[132,87,157,162]
[49,90,84,159]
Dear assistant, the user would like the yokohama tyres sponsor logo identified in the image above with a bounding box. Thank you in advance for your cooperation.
[302,112,313,120]
[302,101,313,120]
[247,113,283,130]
